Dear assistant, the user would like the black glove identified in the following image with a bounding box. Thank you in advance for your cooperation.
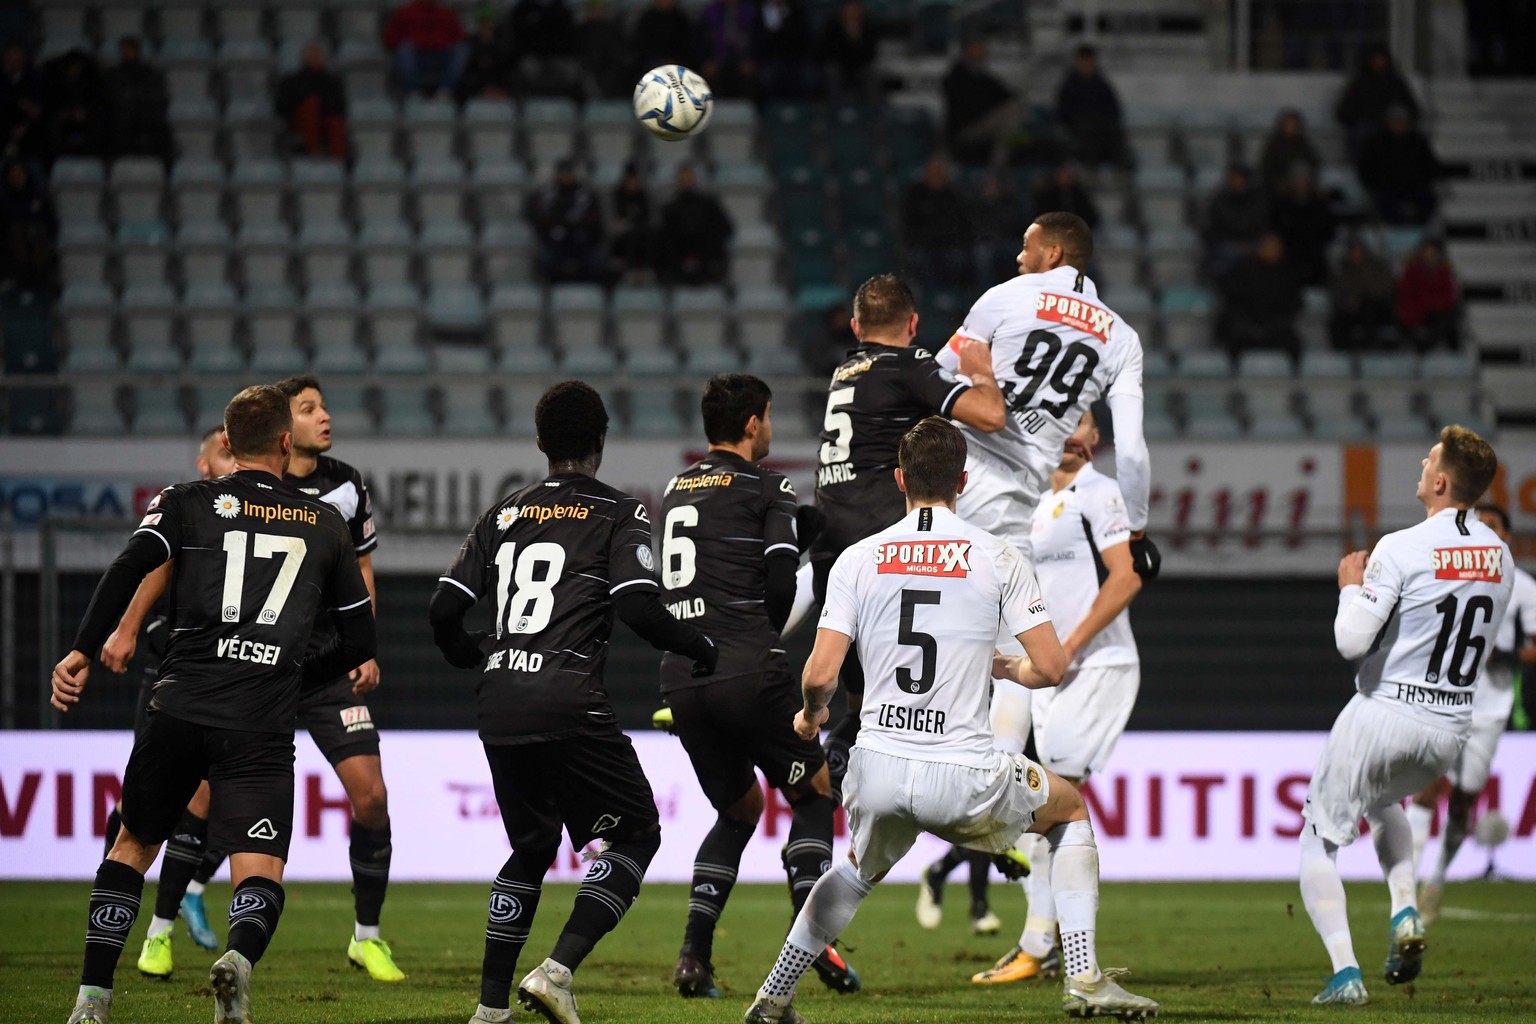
[690,635,719,678]
[1130,535,1161,580]
[795,505,826,554]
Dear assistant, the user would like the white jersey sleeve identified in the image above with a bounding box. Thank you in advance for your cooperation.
[1495,566,1536,653]
[1080,469,1133,551]
[819,546,862,640]
[997,540,1051,638]
[1104,341,1149,532]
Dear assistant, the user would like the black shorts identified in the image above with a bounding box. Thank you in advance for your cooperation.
[483,728,659,853]
[298,676,380,766]
[669,668,827,810]
[120,710,295,860]
[134,674,155,736]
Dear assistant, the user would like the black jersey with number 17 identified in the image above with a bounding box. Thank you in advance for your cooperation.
[658,450,799,692]
[139,471,371,733]
[440,473,661,744]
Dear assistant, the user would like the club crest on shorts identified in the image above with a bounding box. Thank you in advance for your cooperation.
[246,818,279,841]
[488,893,524,923]
[90,903,135,931]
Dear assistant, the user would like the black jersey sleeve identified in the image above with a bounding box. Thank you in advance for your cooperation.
[762,470,800,559]
[903,348,970,416]
[439,514,493,601]
[609,497,661,597]
[70,487,183,656]
[349,466,378,556]
[300,604,378,687]
[324,528,374,617]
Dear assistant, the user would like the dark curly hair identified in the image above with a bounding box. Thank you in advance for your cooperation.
[536,380,609,462]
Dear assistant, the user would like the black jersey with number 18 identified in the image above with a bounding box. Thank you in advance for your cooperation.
[139,471,371,733]
[440,473,661,744]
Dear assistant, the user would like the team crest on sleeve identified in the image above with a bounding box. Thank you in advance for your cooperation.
[1431,546,1503,582]
[1365,559,1382,582]
[875,539,972,577]
[213,494,241,518]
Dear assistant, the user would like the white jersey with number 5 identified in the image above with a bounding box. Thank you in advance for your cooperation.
[1345,507,1514,732]
[937,265,1148,529]
[820,505,1052,769]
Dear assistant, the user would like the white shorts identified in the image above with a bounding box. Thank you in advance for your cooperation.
[1032,662,1141,779]
[843,746,1050,881]
[1447,665,1515,794]
[989,679,1032,754]
[1304,693,1464,847]
[954,448,1049,551]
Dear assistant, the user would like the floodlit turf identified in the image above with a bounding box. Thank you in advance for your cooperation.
[3,880,1533,1022]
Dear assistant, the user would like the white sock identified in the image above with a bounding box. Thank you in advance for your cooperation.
[147,915,175,939]
[760,860,872,1000]
[1299,825,1358,973]
[1406,802,1433,872]
[1018,834,1057,957]
[355,922,381,942]
[542,958,573,983]
[1366,803,1417,917]
[77,985,110,1000]
[473,1005,512,1023]
[1046,820,1099,982]
[186,880,206,897]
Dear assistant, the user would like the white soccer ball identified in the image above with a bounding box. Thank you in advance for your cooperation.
[1474,809,1511,848]
[633,65,713,141]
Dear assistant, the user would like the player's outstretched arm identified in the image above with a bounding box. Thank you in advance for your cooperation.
[996,622,1068,689]
[615,590,718,677]
[1105,388,1150,534]
[100,561,173,673]
[950,338,1007,432]
[797,627,851,738]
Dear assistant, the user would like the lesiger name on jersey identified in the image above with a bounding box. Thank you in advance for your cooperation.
[1432,546,1503,581]
[874,539,973,577]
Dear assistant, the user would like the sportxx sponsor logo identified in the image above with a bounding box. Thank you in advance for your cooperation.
[1035,293,1114,341]
[243,501,318,526]
[1432,546,1504,582]
[488,892,523,923]
[874,539,972,577]
[90,903,135,931]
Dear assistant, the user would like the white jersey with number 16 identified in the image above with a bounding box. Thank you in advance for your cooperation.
[820,505,1052,770]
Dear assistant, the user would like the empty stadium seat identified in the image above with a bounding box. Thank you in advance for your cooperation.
[131,385,189,435]
[306,286,369,374]
[623,388,685,437]
[584,100,639,163]
[232,159,287,228]
[489,284,554,372]
[110,158,166,229]
[70,381,127,435]
[349,98,399,162]
[715,161,772,227]
[551,284,611,373]
[170,158,226,229]
[440,384,500,435]
[320,381,375,436]
[523,97,580,160]
[121,284,181,372]
[359,220,414,290]
[247,300,308,376]
[377,387,437,435]
[612,287,674,374]
[403,96,458,164]
[426,285,486,334]
[59,284,118,372]
[705,99,758,163]
[368,290,428,375]
[60,223,111,290]
[183,285,244,373]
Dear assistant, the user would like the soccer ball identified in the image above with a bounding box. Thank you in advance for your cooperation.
[1475,809,1511,848]
[633,65,713,141]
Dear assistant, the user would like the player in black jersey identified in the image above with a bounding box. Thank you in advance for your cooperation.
[96,426,237,971]
[806,274,1005,797]
[430,381,719,1024]
[657,374,861,1000]
[53,385,376,1024]
[273,375,401,982]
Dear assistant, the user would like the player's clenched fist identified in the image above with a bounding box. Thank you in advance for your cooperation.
[1337,550,1369,590]
[51,650,91,711]
[794,705,828,740]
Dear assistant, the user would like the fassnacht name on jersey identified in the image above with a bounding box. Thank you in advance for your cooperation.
[1431,546,1504,582]
[1393,684,1474,707]
[1036,293,1113,341]
[665,472,734,494]
[874,539,972,577]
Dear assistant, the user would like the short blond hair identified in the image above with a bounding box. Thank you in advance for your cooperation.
[1438,425,1498,505]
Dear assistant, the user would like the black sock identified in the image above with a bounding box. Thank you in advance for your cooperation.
[480,848,552,1010]
[683,815,756,962]
[102,806,122,861]
[153,811,208,920]
[226,876,285,965]
[549,830,660,971]
[81,860,144,989]
[350,819,392,929]
[965,850,991,916]
[931,844,968,881]
[194,849,227,886]
[784,794,835,916]
[822,713,861,802]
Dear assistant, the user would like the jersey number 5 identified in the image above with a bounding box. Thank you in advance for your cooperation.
[820,389,855,465]
[220,531,307,624]
[897,589,941,694]
[494,542,566,637]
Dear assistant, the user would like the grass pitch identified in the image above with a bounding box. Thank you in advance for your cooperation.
[2,880,1533,1023]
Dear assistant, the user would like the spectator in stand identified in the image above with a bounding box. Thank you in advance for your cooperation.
[1359,105,1440,225]
[635,0,697,78]
[1258,108,1320,197]
[41,48,109,160]
[1336,44,1419,165]
[608,162,652,280]
[1397,239,1460,350]
[0,159,57,289]
[1217,232,1301,359]
[971,172,1027,284]
[657,163,732,285]
[523,157,605,283]
[1329,235,1397,350]
[1269,166,1335,287]
[1201,164,1268,278]
[901,156,973,289]
[819,0,877,99]
[942,39,1019,167]
[510,0,581,97]
[579,0,634,99]
[383,0,468,97]
[103,37,172,164]
[1055,44,1128,170]
[1031,162,1099,229]
[758,0,813,99]
[697,0,762,98]
[276,43,348,160]
[457,9,515,100]
[0,44,44,161]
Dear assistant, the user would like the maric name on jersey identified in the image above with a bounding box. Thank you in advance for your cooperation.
[665,472,734,494]
[243,501,318,526]
[666,597,707,620]
[218,636,283,665]
[1432,546,1504,582]
[1036,292,1113,341]
[874,539,972,577]
[818,463,857,486]
[876,702,947,734]
[485,649,544,673]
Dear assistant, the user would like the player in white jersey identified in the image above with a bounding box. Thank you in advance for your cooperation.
[742,418,1159,1024]
[1407,501,1536,922]
[1301,426,1513,1006]
[969,407,1146,984]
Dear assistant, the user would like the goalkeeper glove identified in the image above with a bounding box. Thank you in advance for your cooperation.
[1130,534,1161,580]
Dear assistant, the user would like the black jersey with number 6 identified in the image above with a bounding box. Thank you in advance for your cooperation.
[440,472,660,744]
[658,450,799,692]
[135,471,371,733]
[815,342,970,552]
